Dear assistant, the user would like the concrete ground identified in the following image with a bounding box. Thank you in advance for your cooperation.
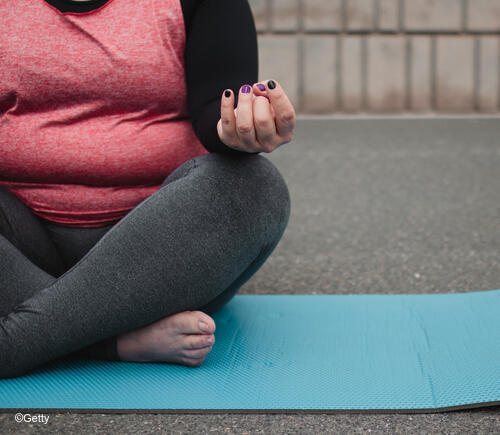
[1,118,499,433]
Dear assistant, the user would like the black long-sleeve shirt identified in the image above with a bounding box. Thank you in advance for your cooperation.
[44,0,259,155]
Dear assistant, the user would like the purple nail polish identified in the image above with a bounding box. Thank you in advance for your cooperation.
[256,84,266,92]
[242,84,251,94]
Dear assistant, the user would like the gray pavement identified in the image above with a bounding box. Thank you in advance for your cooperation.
[1,118,499,433]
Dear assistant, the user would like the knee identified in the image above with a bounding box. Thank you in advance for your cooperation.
[196,153,291,237]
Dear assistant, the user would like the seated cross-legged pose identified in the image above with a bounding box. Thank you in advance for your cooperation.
[0,0,295,378]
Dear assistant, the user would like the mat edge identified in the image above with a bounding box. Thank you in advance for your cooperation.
[0,401,498,415]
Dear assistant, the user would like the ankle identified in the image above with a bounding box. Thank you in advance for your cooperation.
[116,332,145,362]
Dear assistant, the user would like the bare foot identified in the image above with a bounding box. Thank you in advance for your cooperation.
[116,310,216,367]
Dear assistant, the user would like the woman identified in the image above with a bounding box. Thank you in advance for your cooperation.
[0,0,294,378]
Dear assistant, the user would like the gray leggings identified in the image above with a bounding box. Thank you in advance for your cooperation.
[0,152,291,378]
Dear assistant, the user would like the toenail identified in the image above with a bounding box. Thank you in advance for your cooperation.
[208,336,214,344]
[199,320,210,332]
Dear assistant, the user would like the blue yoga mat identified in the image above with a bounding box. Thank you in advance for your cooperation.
[0,289,499,413]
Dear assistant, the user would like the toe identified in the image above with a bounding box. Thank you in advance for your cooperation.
[183,345,213,359]
[171,311,203,334]
[184,334,215,350]
[172,311,216,334]
[182,356,206,367]
[192,311,216,334]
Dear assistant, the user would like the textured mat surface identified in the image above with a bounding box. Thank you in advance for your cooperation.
[0,290,498,413]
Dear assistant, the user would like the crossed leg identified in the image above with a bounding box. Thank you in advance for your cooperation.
[0,152,290,378]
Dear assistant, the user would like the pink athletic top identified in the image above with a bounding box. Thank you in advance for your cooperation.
[0,0,209,227]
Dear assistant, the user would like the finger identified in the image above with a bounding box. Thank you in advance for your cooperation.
[218,88,240,148]
[252,81,269,97]
[250,82,274,117]
[235,84,256,150]
[264,79,296,138]
[253,96,277,152]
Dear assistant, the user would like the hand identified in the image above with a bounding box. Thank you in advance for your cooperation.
[216,79,296,153]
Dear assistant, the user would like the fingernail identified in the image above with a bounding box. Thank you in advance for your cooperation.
[208,336,214,344]
[224,89,231,98]
[199,320,210,332]
[256,83,266,92]
[241,84,251,94]
[267,80,276,90]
